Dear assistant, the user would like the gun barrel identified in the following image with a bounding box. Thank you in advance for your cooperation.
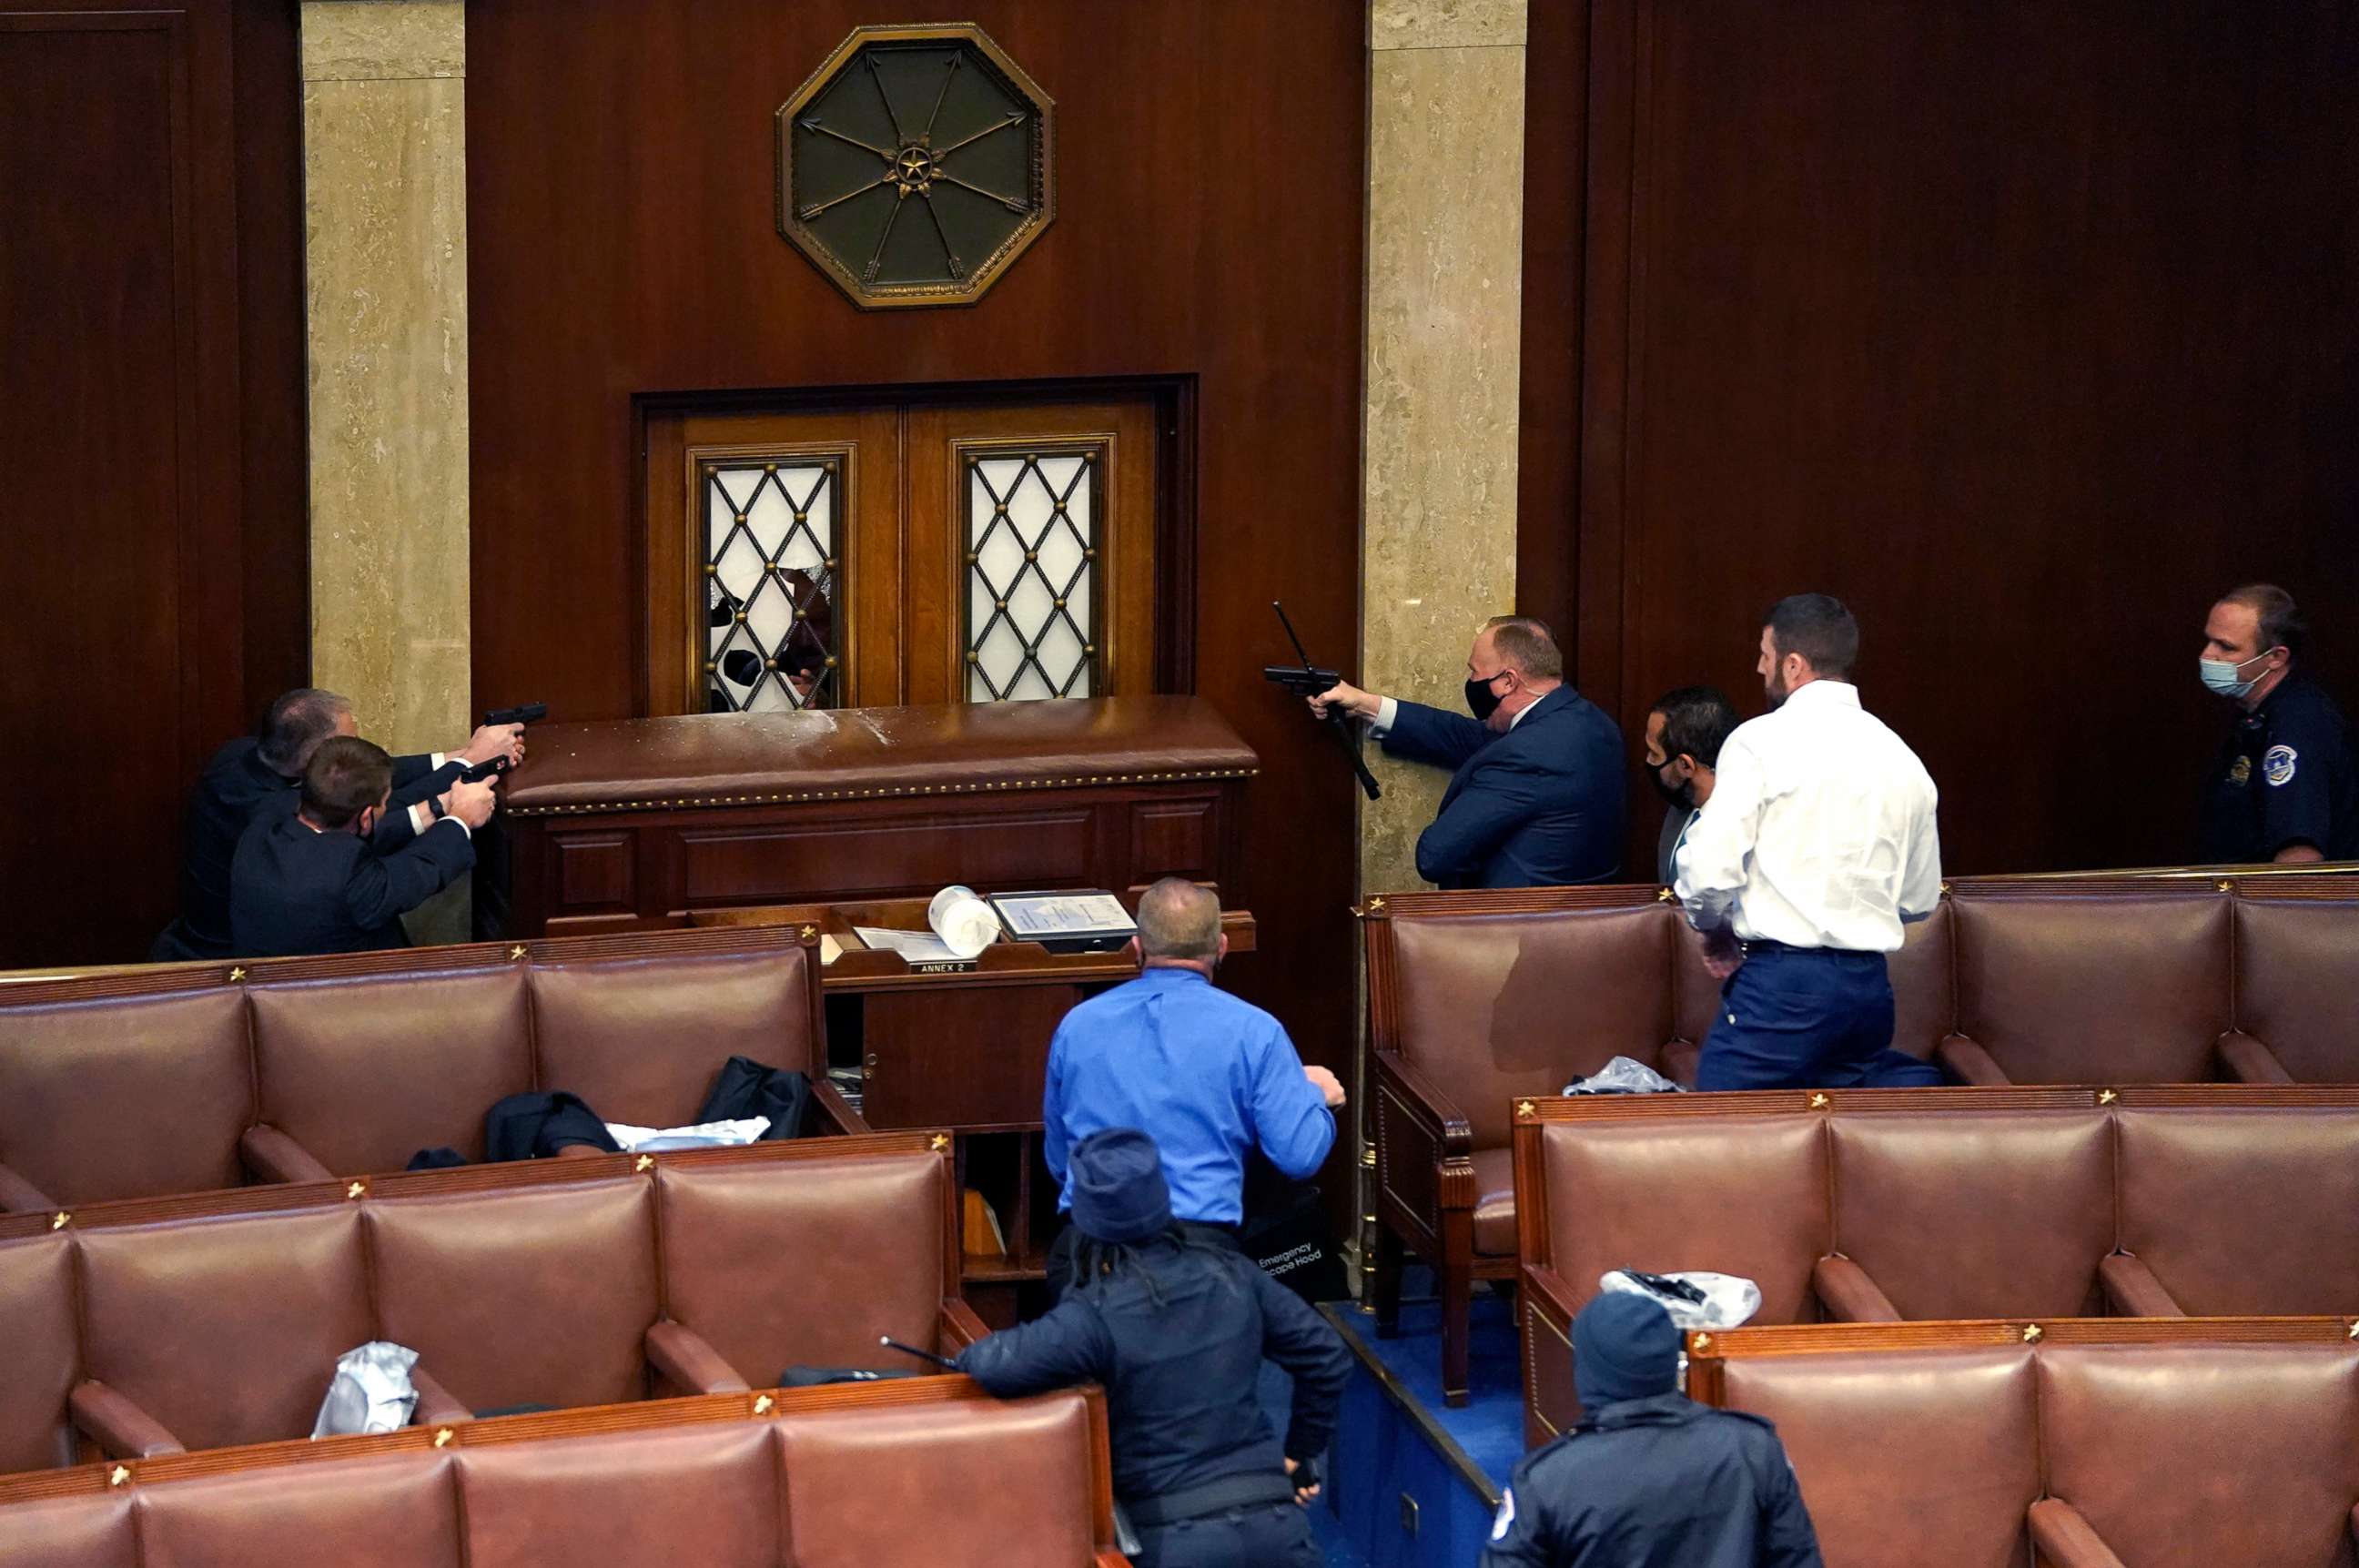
[483,702,549,727]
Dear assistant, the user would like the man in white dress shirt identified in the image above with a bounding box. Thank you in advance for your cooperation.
[1673,595,1943,1091]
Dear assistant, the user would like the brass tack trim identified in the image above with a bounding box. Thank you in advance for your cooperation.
[433,1428,454,1449]
[1360,1146,1377,1168]
[635,1154,655,1173]
[109,1465,131,1487]
[50,1211,69,1231]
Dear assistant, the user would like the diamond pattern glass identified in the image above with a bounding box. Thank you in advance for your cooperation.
[965,450,1096,702]
[703,459,841,712]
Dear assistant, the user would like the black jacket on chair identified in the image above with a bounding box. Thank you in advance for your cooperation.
[228,794,475,958]
[158,737,461,959]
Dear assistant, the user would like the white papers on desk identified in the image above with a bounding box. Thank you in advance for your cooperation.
[851,925,970,964]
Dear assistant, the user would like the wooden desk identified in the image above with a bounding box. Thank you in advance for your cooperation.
[686,896,1258,1315]
[482,696,1258,937]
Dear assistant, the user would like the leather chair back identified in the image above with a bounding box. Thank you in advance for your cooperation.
[1950,889,2231,1084]
[530,946,817,1129]
[657,1152,949,1382]
[1882,902,1955,1059]
[0,1492,135,1568]
[1389,905,1673,1147]
[1540,1115,1827,1323]
[461,1423,780,1568]
[773,1393,1100,1568]
[1720,1346,2038,1568]
[76,1207,370,1452]
[0,988,251,1206]
[141,1452,461,1568]
[2040,1342,2359,1568]
[2114,1106,2359,1314]
[1829,1109,2111,1318]
[368,1177,660,1412]
[250,965,533,1171]
[2235,892,2359,1084]
[0,1232,78,1473]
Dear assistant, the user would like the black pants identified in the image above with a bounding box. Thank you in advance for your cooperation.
[1043,1219,1239,1300]
[1134,1502,1321,1568]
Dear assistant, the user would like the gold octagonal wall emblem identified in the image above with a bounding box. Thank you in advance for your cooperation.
[775,24,1055,309]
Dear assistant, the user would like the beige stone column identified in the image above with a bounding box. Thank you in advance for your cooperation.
[301,0,471,939]
[1360,0,1528,902]
[1352,0,1528,1272]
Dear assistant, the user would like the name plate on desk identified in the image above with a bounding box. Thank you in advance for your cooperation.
[483,697,1258,937]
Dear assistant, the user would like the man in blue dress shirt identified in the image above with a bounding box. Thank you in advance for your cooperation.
[1311,617,1625,887]
[1041,878,1343,1286]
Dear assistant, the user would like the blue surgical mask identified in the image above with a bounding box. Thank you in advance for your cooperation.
[2199,650,2274,699]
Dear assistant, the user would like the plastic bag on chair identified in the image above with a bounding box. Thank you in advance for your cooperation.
[312,1342,421,1438]
[1598,1269,1761,1331]
[1564,1057,1684,1096]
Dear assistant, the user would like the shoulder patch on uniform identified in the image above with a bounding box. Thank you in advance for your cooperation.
[2264,744,2298,786]
[1490,1486,1516,1542]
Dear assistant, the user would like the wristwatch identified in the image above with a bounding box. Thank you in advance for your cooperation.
[428,794,448,821]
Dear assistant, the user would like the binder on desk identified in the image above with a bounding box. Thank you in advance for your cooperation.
[987,891,1139,955]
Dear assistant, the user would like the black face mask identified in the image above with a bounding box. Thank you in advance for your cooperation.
[1465,673,1506,721]
[1649,765,1693,810]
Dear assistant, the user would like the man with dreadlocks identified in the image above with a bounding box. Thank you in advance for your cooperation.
[957,1128,1351,1568]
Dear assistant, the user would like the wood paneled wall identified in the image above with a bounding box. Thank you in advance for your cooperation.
[463,5,1368,1092]
[0,0,307,968]
[1521,1,2359,877]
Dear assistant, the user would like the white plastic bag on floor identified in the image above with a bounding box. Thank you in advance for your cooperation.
[1563,1057,1683,1096]
[312,1341,420,1438]
[1599,1269,1761,1331]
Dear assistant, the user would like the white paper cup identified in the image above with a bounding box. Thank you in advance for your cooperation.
[927,885,997,958]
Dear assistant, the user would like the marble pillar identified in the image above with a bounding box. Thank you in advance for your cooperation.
[301,0,471,940]
[1361,0,1529,903]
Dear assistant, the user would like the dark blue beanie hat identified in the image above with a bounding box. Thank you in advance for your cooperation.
[1068,1128,1173,1246]
[1573,1291,1681,1411]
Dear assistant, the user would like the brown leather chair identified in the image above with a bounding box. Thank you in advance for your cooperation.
[1515,1087,2359,1442]
[0,1381,1129,1567]
[1718,1344,2040,1568]
[7,1135,961,1468]
[1365,877,2359,1398]
[1695,1322,2359,1568]
[0,926,852,1212]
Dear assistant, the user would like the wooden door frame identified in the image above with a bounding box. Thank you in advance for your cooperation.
[630,374,1197,717]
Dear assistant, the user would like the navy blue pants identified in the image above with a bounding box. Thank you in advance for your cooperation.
[1696,946,1942,1092]
[1134,1502,1321,1568]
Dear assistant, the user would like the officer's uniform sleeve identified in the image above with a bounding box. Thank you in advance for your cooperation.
[1755,1431,1825,1568]
[1247,1268,1351,1461]
[2258,713,2337,857]
[1476,1456,1557,1567]
[954,1298,1114,1398]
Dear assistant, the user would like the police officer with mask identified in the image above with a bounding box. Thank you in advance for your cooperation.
[1482,1292,1822,1568]
[2196,584,2356,865]
[957,1128,1351,1568]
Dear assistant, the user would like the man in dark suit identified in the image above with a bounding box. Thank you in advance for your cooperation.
[151,689,523,960]
[229,735,497,959]
[1311,617,1625,886]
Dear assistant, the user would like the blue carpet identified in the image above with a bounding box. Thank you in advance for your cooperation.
[1334,1288,1527,1491]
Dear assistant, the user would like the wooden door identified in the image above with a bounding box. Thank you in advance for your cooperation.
[643,394,1159,713]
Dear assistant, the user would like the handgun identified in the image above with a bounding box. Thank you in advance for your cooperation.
[1263,602,1381,801]
[482,702,548,727]
[456,755,512,785]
